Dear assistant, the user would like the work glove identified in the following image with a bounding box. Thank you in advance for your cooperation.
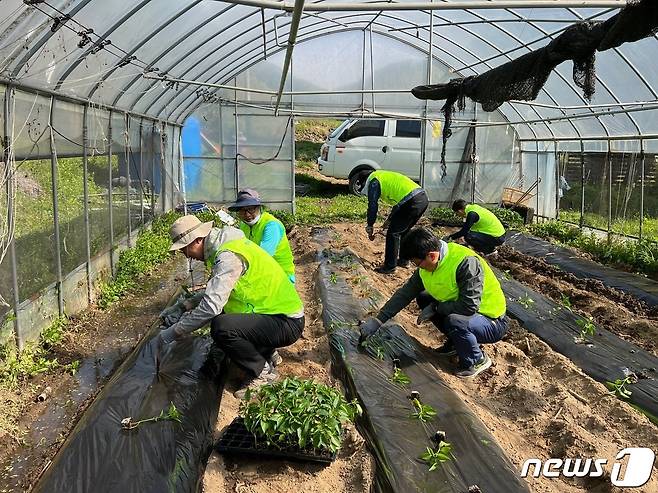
[159,304,184,327]
[182,291,205,311]
[417,303,438,324]
[160,324,180,344]
[441,234,453,242]
[365,226,375,241]
[359,317,382,344]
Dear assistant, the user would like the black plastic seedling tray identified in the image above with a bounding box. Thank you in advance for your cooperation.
[215,417,337,464]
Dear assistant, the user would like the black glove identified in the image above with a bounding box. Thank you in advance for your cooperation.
[365,226,375,241]
[159,304,184,328]
[359,317,382,344]
[441,234,453,242]
[417,303,437,324]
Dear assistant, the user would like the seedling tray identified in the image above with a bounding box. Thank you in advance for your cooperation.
[215,417,337,464]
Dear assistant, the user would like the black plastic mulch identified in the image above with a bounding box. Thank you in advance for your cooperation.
[499,271,658,423]
[32,314,226,493]
[506,232,658,308]
[315,242,530,493]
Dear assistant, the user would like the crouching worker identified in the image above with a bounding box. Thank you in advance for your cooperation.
[359,227,507,378]
[446,199,506,255]
[161,215,305,396]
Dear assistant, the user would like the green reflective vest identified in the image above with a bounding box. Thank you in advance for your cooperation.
[418,242,506,319]
[465,204,506,238]
[239,211,295,278]
[217,238,303,315]
[368,170,420,206]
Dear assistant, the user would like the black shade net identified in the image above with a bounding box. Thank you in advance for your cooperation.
[412,0,658,174]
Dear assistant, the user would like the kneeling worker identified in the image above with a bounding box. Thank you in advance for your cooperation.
[359,170,428,274]
[161,215,304,396]
[229,188,296,284]
[447,199,506,255]
[359,227,508,378]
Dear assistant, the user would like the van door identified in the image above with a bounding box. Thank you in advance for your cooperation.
[334,119,388,177]
[388,120,421,180]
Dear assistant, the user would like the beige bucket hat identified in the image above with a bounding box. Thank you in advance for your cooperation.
[169,215,213,251]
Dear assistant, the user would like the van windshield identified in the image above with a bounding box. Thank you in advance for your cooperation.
[340,120,385,141]
[329,121,352,138]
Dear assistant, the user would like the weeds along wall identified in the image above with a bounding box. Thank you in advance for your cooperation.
[0,84,183,348]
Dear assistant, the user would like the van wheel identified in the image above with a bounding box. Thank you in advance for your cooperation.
[349,170,371,195]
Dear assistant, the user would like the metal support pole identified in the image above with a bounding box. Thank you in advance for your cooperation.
[578,140,585,229]
[139,118,144,225]
[108,111,115,274]
[554,141,559,220]
[159,122,166,213]
[4,86,21,349]
[639,139,645,240]
[150,122,155,217]
[360,30,366,112]
[290,58,296,215]
[125,114,131,246]
[471,104,477,204]
[606,140,612,240]
[261,8,268,60]
[179,126,186,214]
[234,93,240,194]
[82,104,92,304]
[536,141,540,219]
[48,96,64,315]
[273,0,305,115]
[419,3,433,190]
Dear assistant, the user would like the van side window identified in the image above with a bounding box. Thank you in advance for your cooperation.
[341,120,385,141]
[395,120,421,138]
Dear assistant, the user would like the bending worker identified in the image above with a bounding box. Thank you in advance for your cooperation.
[447,199,506,255]
[359,170,428,274]
[229,188,296,283]
[359,226,508,378]
[160,215,304,397]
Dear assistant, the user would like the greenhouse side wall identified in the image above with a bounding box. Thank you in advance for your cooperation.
[0,84,182,348]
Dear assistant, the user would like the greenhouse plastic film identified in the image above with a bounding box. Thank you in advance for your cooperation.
[499,271,658,421]
[506,232,658,308]
[315,245,530,493]
[32,319,226,493]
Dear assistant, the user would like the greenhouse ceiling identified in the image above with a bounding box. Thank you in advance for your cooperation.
[1,0,657,142]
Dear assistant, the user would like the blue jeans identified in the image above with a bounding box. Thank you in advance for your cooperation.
[465,231,505,255]
[416,292,508,368]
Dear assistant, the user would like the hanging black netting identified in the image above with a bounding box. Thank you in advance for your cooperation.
[412,0,658,173]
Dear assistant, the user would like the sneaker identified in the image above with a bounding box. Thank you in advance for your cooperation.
[270,350,283,367]
[455,352,492,378]
[374,265,396,274]
[234,363,277,399]
[435,341,457,357]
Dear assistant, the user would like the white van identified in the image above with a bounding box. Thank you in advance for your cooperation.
[317,119,421,194]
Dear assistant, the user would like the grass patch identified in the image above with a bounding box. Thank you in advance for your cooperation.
[98,211,181,308]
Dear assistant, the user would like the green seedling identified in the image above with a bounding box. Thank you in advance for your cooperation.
[389,367,411,386]
[410,398,437,422]
[518,293,535,309]
[329,272,338,284]
[559,293,573,312]
[605,376,635,400]
[240,377,361,453]
[501,270,512,281]
[121,402,182,430]
[361,338,386,360]
[574,316,596,343]
[420,441,453,471]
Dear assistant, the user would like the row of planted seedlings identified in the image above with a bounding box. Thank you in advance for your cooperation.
[498,269,658,425]
[315,229,530,493]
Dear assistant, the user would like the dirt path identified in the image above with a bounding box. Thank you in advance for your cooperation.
[321,223,658,493]
[201,226,374,493]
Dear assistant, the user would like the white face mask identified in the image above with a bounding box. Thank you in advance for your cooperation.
[245,213,261,226]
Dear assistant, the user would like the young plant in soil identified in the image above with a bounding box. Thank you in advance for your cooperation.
[389,367,411,386]
[574,316,596,344]
[361,338,387,360]
[420,441,453,471]
[329,272,338,284]
[120,402,182,430]
[410,397,437,422]
[559,293,573,312]
[605,376,636,400]
[517,293,535,309]
[239,377,362,454]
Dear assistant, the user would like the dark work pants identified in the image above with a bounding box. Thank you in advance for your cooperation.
[465,231,505,255]
[210,314,304,377]
[383,193,429,269]
[416,291,508,368]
